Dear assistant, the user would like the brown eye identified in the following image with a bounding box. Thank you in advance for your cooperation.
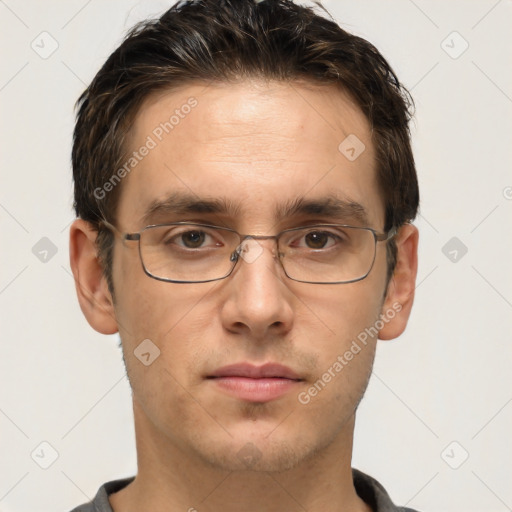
[179,230,206,248]
[304,231,331,249]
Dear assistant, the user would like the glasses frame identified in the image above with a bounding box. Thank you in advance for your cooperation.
[99,219,397,285]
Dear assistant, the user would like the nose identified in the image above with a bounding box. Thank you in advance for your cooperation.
[219,237,294,339]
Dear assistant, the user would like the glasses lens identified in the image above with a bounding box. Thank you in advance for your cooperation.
[138,224,377,284]
[140,224,239,282]
[279,226,376,283]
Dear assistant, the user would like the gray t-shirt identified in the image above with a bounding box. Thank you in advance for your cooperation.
[68,469,419,512]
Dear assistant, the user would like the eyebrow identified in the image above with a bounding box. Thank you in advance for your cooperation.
[275,195,370,226]
[140,192,370,227]
[140,192,242,226]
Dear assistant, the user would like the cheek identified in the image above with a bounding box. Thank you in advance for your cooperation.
[296,270,384,390]
[113,251,220,382]
[113,282,218,426]
[300,270,385,344]
[113,242,202,336]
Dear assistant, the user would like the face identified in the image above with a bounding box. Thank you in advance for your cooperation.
[103,80,398,472]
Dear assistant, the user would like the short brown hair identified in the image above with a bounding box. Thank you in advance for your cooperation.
[72,0,419,297]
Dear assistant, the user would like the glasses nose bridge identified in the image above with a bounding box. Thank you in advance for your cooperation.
[243,233,278,241]
[240,233,280,249]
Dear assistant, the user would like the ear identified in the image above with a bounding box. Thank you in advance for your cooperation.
[69,219,118,335]
[378,223,419,340]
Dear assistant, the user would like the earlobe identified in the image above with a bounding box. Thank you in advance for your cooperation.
[378,224,419,340]
[69,219,119,335]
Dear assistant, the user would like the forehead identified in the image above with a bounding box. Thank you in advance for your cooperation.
[117,80,383,230]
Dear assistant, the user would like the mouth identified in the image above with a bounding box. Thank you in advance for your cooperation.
[206,363,304,402]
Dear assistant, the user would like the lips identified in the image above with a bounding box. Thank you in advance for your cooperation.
[208,363,301,380]
[207,363,303,402]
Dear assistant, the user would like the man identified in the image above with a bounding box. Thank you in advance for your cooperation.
[69,0,419,510]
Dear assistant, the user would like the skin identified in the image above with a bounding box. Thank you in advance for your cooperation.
[70,80,418,512]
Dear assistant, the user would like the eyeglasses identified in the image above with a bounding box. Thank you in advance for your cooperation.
[99,220,396,284]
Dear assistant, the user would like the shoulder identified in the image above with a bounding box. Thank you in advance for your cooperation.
[67,477,135,512]
[352,468,420,512]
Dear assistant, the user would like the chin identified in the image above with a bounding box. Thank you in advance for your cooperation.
[199,443,310,473]
[188,426,330,474]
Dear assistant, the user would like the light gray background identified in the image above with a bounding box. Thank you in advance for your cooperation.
[1,1,511,511]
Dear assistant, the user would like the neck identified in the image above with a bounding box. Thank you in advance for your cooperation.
[109,398,371,512]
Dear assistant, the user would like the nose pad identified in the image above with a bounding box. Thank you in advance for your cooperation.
[236,237,266,265]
